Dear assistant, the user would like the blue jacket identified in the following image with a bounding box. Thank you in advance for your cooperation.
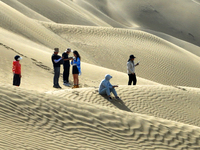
[99,74,113,92]
[71,57,81,75]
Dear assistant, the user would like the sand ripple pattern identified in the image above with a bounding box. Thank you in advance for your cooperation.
[0,85,200,150]
[1,85,200,149]
[50,85,200,127]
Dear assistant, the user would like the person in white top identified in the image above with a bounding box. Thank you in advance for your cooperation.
[127,55,139,85]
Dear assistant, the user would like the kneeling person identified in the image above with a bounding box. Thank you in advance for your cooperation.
[99,74,120,101]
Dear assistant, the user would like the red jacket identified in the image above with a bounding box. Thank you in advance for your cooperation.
[12,61,21,74]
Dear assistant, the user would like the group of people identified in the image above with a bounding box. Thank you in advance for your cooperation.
[12,49,139,100]
[51,48,81,89]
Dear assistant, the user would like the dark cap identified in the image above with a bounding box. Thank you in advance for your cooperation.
[129,55,136,59]
[14,55,22,61]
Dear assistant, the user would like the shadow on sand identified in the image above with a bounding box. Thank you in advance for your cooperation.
[101,95,132,113]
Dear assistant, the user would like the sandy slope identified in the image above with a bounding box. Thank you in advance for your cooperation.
[76,0,200,47]
[136,28,200,57]
[0,28,158,92]
[0,40,158,92]
[1,84,200,150]
[48,85,200,127]
[1,0,200,149]
[1,0,53,22]
[1,0,200,87]
[42,23,200,88]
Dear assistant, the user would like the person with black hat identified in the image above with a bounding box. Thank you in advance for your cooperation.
[127,55,139,85]
[12,55,22,86]
[51,48,63,88]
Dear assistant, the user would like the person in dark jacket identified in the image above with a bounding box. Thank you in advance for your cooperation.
[62,48,73,86]
[52,48,63,88]
[12,55,22,86]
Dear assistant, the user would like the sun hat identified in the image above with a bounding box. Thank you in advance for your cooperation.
[54,48,59,52]
[14,55,22,61]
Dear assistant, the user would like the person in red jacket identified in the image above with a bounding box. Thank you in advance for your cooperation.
[12,55,22,86]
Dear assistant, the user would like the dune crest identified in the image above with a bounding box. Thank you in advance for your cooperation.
[1,0,200,149]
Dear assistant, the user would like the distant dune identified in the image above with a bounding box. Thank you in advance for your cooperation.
[74,0,200,47]
[1,0,200,149]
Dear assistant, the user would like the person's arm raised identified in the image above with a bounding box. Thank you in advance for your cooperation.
[54,58,62,63]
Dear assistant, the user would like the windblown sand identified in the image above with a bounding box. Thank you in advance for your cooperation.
[1,0,200,149]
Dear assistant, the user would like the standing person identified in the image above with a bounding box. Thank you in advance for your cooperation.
[71,50,81,88]
[127,55,139,85]
[62,48,73,86]
[52,48,62,88]
[99,74,120,101]
[12,55,22,86]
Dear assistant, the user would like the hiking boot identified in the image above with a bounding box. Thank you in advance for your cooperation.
[72,85,77,89]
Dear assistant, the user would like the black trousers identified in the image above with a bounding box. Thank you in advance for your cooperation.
[63,65,70,83]
[128,74,137,85]
[13,74,21,86]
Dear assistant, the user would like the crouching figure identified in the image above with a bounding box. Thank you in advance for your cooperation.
[99,74,120,101]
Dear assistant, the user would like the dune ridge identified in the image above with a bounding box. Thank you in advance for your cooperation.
[0,2,72,49]
[1,0,53,22]
[1,84,200,149]
[75,0,200,47]
[1,0,200,149]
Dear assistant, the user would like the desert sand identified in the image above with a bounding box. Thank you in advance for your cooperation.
[1,0,200,149]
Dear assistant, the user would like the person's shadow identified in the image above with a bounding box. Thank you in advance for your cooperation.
[110,98,132,112]
[100,94,132,113]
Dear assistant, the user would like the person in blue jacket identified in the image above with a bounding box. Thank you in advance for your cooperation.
[99,74,120,101]
[71,50,81,88]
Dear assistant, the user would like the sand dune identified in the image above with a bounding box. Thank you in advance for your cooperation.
[136,28,200,57]
[1,0,200,149]
[1,0,53,22]
[1,84,200,149]
[10,0,111,26]
[76,0,200,47]
[0,2,74,51]
[42,23,200,88]
[0,39,158,92]
[48,85,200,127]
[1,0,200,87]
